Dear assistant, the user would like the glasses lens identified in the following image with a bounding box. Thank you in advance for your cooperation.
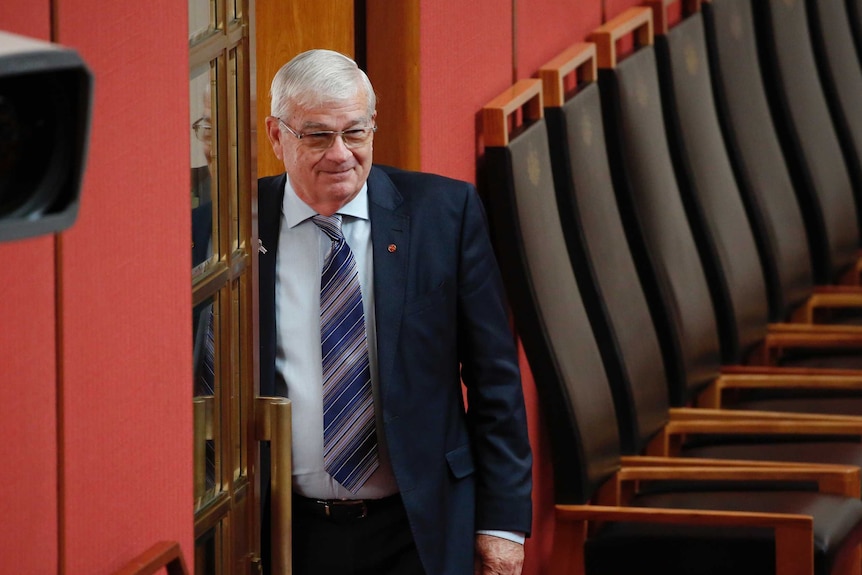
[342,128,373,148]
[302,132,336,151]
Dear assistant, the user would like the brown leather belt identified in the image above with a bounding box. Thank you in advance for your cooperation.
[293,493,401,521]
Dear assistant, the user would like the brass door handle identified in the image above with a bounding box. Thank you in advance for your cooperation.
[255,397,292,575]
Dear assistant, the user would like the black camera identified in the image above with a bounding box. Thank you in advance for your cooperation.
[0,31,92,243]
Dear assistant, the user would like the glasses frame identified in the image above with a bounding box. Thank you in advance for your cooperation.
[275,117,377,151]
[192,116,212,141]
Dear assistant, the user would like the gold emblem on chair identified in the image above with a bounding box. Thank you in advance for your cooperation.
[636,78,649,109]
[581,112,593,147]
[685,42,699,77]
[528,144,541,187]
[730,8,743,40]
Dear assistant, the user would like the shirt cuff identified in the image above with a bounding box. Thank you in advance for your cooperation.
[476,530,526,545]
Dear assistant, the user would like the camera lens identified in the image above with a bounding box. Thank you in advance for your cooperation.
[0,73,66,219]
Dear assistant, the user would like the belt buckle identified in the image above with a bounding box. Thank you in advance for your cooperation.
[323,499,368,520]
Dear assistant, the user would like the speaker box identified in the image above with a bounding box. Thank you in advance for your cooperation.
[0,31,93,243]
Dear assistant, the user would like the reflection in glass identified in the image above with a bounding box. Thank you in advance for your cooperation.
[188,0,216,42]
[191,64,218,278]
[193,296,220,510]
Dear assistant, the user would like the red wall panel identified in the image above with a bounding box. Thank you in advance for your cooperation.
[0,238,58,575]
[55,1,193,572]
[0,6,58,575]
[419,0,513,184]
[516,0,603,79]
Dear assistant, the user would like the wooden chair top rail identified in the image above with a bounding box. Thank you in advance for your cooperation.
[482,78,543,147]
[643,0,703,35]
[113,541,189,575]
[588,6,654,69]
[538,43,597,107]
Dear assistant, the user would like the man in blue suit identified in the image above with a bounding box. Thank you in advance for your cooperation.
[258,49,532,575]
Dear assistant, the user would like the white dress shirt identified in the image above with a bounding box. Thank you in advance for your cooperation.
[275,177,399,500]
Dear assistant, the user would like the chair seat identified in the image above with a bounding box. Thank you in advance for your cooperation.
[586,490,862,575]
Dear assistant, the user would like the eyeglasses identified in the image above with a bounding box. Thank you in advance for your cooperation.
[276,117,376,151]
[192,117,212,142]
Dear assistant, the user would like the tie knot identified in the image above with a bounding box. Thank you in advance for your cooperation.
[312,214,344,242]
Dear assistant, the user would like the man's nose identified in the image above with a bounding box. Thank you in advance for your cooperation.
[324,133,353,160]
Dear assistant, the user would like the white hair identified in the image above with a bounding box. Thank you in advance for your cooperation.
[269,49,376,122]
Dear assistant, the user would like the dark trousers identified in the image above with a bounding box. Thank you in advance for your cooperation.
[291,494,426,575]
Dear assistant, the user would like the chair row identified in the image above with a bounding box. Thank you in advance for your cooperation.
[481,0,862,573]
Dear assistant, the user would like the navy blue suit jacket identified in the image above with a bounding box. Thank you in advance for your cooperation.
[258,165,532,574]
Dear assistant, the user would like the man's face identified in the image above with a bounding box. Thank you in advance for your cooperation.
[267,92,375,215]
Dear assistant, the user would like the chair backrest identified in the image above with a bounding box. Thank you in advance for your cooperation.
[751,0,860,283]
[482,80,622,504]
[653,7,770,362]
[807,0,862,232]
[700,0,815,319]
[849,0,862,62]
[541,44,671,453]
[592,8,723,404]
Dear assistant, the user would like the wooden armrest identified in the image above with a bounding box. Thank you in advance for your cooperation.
[721,364,862,376]
[694,373,862,410]
[551,505,813,575]
[616,464,859,497]
[481,79,543,147]
[763,326,862,351]
[588,6,653,69]
[671,404,862,422]
[113,541,189,575]
[663,417,862,437]
[620,454,844,468]
[538,43,597,107]
[768,322,862,334]
[619,454,860,498]
[790,291,862,323]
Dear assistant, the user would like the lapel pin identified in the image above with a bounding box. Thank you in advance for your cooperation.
[388,244,397,253]
[259,239,268,254]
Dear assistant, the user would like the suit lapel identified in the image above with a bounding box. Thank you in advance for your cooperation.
[368,167,409,400]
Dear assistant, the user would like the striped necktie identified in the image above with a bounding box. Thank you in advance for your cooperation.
[312,214,379,492]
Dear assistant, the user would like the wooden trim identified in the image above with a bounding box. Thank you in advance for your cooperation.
[538,43,597,108]
[113,541,189,575]
[365,0,421,170]
[588,6,653,69]
[254,0,355,178]
[481,79,543,147]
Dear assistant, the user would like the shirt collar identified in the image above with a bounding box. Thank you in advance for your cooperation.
[282,176,369,229]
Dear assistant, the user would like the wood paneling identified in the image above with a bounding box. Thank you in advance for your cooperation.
[255,0,355,178]
[365,0,421,171]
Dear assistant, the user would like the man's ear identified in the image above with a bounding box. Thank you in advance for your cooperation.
[265,116,284,160]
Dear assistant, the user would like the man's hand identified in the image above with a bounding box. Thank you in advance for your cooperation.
[474,534,525,575]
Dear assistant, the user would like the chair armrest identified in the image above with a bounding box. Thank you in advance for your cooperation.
[694,373,862,409]
[646,414,862,460]
[551,504,813,575]
[615,461,860,498]
[790,290,862,323]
